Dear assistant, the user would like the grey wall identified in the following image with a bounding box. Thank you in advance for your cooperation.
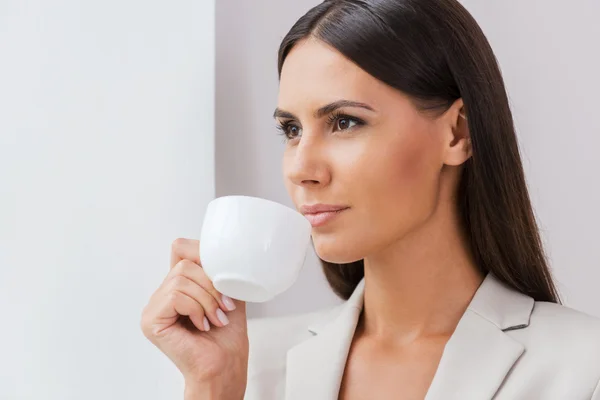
[216,0,600,319]
[216,1,342,318]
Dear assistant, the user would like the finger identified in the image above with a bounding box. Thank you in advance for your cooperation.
[166,290,209,332]
[168,275,230,328]
[224,300,248,330]
[170,259,237,312]
[170,238,200,269]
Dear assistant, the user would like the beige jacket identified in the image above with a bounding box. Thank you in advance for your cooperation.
[245,273,600,399]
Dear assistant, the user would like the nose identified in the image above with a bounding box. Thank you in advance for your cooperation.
[285,137,331,188]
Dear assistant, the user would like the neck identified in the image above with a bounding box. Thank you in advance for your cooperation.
[360,197,484,343]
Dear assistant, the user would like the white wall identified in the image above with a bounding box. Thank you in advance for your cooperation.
[0,1,215,399]
[216,0,600,318]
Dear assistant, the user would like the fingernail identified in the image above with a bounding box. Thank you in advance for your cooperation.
[222,295,236,311]
[203,316,210,331]
[216,309,229,326]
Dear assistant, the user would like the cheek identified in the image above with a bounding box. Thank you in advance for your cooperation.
[318,129,442,261]
[388,135,435,189]
[360,128,440,200]
[366,131,442,240]
[380,131,441,210]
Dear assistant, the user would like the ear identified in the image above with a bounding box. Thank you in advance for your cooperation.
[442,98,472,166]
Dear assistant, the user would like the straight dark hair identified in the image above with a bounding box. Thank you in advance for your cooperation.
[277,0,560,303]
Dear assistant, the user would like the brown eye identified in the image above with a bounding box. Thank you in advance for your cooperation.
[276,121,302,141]
[288,125,301,137]
[336,117,358,131]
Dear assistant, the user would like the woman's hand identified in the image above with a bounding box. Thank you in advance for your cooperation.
[140,238,249,398]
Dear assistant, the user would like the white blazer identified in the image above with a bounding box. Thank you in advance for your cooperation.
[244,273,600,399]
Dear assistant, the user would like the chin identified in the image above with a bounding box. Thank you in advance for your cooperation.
[311,234,364,264]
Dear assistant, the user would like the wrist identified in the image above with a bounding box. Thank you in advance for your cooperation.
[184,379,245,400]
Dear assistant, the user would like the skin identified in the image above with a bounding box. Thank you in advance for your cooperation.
[276,37,484,399]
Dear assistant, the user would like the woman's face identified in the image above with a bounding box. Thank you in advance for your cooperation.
[276,38,467,264]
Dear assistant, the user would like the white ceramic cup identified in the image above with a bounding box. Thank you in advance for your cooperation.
[199,195,312,303]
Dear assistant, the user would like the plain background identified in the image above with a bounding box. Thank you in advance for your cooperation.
[1,0,214,398]
[1,1,599,399]
[216,0,600,319]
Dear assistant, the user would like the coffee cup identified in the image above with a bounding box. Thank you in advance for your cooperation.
[199,195,312,302]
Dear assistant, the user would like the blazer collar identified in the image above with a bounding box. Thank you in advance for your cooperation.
[285,273,534,400]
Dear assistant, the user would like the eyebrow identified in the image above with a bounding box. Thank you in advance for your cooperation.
[272,100,376,120]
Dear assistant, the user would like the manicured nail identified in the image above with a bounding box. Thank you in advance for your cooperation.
[203,316,210,331]
[222,295,236,311]
[216,309,230,326]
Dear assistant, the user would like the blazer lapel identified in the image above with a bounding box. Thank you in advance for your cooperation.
[284,273,534,400]
[285,279,365,400]
[425,273,534,400]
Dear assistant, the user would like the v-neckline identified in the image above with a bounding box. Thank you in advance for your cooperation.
[284,273,533,400]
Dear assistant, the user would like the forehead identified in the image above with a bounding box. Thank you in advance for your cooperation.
[278,38,394,111]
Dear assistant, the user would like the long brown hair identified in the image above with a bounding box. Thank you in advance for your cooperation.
[277,0,560,303]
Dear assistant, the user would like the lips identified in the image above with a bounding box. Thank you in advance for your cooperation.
[300,204,349,227]
[300,204,348,214]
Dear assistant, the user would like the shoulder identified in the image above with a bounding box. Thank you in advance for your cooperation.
[532,300,600,322]
[244,305,340,400]
[508,301,600,376]
[247,308,322,355]
[246,305,340,374]
[527,301,600,343]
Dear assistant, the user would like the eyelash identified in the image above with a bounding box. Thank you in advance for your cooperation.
[276,111,365,141]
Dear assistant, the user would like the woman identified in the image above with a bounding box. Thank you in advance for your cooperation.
[140,0,600,398]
